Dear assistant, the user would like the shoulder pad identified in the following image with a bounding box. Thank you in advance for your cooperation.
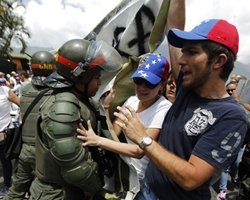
[55,92,80,105]
[48,92,81,123]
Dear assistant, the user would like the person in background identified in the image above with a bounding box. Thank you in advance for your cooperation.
[164,71,176,103]
[77,53,172,199]
[4,51,56,200]
[114,17,248,200]
[11,76,22,97]
[0,77,20,198]
[226,80,237,96]
[8,71,17,89]
[0,72,5,79]
[235,83,250,112]
[0,72,9,87]
[10,76,22,127]
[5,74,11,88]
[216,80,247,200]
[19,71,30,91]
[230,74,246,84]
[237,118,250,200]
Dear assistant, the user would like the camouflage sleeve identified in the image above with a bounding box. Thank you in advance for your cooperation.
[39,92,102,193]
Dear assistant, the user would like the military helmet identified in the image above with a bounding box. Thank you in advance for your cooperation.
[30,51,56,76]
[56,38,122,83]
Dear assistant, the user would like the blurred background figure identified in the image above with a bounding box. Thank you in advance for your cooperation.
[230,74,246,83]
[164,71,176,103]
[216,79,247,200]
[19,71,30,91]
[11,76,21,97]
[8,71,18,89]
[0,73,10,88]
[226,80,237,96]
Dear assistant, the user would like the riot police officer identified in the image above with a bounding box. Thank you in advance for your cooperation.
[29,39,122,200]
[4,51,56,200]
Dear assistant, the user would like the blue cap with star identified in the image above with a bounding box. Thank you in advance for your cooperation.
[131,53,170,85]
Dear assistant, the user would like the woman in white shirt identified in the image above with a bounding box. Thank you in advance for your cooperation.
[77,53,172,199]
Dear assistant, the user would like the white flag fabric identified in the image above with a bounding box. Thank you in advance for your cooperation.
[89,0,165,102]
[86,0,163,58]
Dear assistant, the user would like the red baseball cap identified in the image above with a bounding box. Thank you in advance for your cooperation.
[167,19,239,56]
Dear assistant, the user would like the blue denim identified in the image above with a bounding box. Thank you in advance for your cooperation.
[134,179,158,200]
[219,145,246,191]
[219,169,230,191]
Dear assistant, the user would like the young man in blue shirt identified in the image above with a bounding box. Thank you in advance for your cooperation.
[114,18,248,200]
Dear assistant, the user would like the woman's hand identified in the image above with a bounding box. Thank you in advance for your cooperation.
[77,120,101,147]
[114,106,147,144]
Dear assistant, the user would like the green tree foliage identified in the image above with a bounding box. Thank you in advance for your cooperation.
[0,0,30,58]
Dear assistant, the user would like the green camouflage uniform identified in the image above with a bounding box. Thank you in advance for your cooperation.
[29,90,102,200]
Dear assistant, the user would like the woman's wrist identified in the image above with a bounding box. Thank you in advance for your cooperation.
[97,140,102,147]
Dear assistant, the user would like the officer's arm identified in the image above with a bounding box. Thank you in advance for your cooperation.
[45,93,102,193]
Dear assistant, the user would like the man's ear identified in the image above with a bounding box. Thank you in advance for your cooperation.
[213,53,227,70]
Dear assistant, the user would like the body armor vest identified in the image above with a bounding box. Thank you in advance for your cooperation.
[20,83,52,144]
[35,91,101,192]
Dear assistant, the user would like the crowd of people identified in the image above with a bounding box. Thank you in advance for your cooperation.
[0,0,250,200]
[0,71,20,198]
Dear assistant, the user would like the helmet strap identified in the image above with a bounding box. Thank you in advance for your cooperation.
[71,62,88,77]
[57,55,89,78]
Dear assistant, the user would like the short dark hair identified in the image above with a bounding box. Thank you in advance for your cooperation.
[201,41,236,81]
[19,71,29,78]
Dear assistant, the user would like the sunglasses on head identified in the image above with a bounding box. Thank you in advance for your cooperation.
[133,78,159,89]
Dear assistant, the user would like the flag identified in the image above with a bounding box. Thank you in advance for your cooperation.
[89,0,170,122]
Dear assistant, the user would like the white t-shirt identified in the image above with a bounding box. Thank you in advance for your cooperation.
[121,95,172,191]
[0,86,12,131]
[11,83,21,96]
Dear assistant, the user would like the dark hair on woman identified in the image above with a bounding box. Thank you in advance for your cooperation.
[201,41,236,81]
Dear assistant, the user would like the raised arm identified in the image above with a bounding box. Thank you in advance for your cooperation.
[166,0,185,81]
[8,89,20,106]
